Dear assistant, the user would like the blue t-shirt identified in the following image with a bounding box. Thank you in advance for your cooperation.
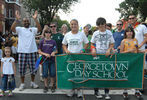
[113,30,125,49]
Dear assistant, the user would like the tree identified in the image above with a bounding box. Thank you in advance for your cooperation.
[22,0,80,26]
[116,0,147,21]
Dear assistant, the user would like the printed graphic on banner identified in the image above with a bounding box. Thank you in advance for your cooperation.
[56,53,144,89]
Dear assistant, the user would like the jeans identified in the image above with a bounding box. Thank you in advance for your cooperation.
[42,59,56,78]
[1,74,16,91]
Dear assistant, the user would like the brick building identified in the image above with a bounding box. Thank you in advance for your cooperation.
[0,0,21,33]
[0,0,5,33]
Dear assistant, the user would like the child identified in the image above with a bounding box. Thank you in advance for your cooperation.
[62,19,89,98]
[120,26,141,98]
[91,17,114,100]
[0,47,16,96]
[38,30,57,93]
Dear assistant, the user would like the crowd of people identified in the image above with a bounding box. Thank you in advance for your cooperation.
[0,10,147,100]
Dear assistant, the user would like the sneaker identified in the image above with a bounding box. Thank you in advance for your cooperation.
[8,91,13,96]
[135,92,142,98]
[105,93,111,100]
[123,92,128,99]
[51,85,56,93]
[0,91,4,97]
[30,82,39,89]
[66,89,75,97]
[77,89,83,98]
[19,84,25,91]
[95,92,103,99]
[43,87,48,93]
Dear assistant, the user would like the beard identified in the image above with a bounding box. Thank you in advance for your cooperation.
[24,23,30,28]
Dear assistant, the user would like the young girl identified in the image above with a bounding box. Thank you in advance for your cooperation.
[120,26,141,98]
[62,19,89,98]
[38,30,57,93]
[0,47,16,96]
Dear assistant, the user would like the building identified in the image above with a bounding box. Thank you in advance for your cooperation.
[0,0,5,33]
[0,0,21,34]
[5,0,21,33]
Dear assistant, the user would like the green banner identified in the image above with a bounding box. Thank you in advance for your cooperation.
[56,53,144,89]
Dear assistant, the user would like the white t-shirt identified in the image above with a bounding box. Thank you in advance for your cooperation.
[1,57,15,74]
[134,24,147,50]
[62,31,89,53]
[91,30,114,54]
[16,27,38,53]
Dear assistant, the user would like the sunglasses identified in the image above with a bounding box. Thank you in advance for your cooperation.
[45,32,51,34]
[117,24,122,26]
[129,17,135,20]
[50,25,56,28]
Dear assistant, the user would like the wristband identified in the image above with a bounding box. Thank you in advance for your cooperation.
[81,49,85,53]
[15,19,20,23]
[91,45,96,49]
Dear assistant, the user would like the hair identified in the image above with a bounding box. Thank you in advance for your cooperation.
[70,19,79,24]
[43,29,52,37]
[96,17,106,26]
[106,23,112,29]
[61,24,68,30]
[117,20,123,25]
[3,46,13,57]
[124,26,135,39]
[128,14,136,20]
[50,22,57,27]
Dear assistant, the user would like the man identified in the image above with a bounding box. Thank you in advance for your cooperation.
[113,20,125,52]
[11,10,41,91]
[50,22,64,54]
[128,14,147,97]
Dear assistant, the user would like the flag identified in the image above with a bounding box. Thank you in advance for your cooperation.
[35,56,43,70]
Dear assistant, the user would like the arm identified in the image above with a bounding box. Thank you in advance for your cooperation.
[120,40,125,53]
[62,44,70,54]
[32,11,42,33]
[11,10,21,33]
[139,33,147,48]
[12,62,16,76]
[91,43,96,56]
[51,50,58,56]
[38,49,51,58]
[106,43,114,56]
[84,43,88,50]
[1,62,3,77]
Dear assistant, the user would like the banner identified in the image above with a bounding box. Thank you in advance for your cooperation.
[56,53,144,89]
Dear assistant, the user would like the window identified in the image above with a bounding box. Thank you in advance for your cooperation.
[9,9,13,18]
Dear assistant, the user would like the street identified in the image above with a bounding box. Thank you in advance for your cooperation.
[0,66,147,100]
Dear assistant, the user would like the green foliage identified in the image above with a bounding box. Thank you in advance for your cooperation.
[116,0,147,21]
[22,0,80,27]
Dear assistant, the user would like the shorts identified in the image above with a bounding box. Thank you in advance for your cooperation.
[42,59,56,78]
[18,52,38,76]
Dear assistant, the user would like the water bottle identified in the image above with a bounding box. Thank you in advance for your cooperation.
[8,75,12,82]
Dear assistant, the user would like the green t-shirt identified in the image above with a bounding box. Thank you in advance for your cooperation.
[51,33,64,54]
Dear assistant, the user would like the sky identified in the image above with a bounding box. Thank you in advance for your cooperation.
[58,0,124,27]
